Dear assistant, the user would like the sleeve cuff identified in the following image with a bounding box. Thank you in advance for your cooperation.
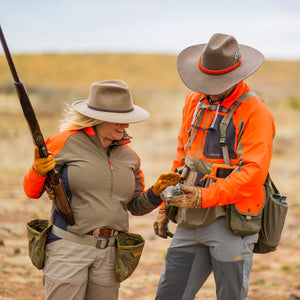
[147,187,162,207]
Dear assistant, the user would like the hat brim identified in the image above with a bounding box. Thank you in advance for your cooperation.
[177,44,264,95]
[72,100,150,124]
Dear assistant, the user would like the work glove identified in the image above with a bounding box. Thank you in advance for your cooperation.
[33,146,56,177]
[167,184,202,209]
[152,172,181,196]
[153,205,173,239]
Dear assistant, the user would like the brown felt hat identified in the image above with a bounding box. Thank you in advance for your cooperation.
[72,80,149,123]
[177,33,264,95]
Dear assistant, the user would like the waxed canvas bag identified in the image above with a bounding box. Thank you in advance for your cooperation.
[26,219,52,269]
[226,174,288,253]
[253,174,288,253]
[115,232,145,282]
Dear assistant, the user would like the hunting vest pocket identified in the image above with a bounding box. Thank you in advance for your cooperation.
[225,203,264,236]
[203,115,237,160]
[115,232,145,282]
[26,219,52,269]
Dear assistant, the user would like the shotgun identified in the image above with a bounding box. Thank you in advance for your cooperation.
[0,25,74,225]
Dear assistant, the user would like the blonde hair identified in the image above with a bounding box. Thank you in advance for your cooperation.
[59,104,103,132]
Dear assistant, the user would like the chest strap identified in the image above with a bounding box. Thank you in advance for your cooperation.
[219,91,257,165]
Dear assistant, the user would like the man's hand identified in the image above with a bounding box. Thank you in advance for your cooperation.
[153,206,173,239]
[33,146,56,177]
[168,184,202,209]
[152,172,181,196]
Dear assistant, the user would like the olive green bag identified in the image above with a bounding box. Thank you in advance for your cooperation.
[253,175,288,253]
[115,232,145,282]
[26,219,52,269]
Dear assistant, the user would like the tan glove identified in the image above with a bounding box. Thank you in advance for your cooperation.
[168,184,202,209]
[33,146,56,177]
[152,172,181,196]
[153,205,173,239]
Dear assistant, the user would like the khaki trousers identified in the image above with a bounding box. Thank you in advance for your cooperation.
[43,239,120,300]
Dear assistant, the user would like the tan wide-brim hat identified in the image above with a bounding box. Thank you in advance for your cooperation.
[72,80,149,123]
[177,33,264,95]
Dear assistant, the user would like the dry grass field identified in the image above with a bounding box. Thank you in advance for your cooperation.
[0,53,299,299]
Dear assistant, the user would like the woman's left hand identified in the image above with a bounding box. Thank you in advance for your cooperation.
[152,172,181,196]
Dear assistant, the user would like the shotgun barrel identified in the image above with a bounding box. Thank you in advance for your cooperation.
[0,25,74,225]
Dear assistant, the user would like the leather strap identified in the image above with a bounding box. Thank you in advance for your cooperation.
[52,225,116,249]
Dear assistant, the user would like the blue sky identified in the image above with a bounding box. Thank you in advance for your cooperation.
[0,0,300,60]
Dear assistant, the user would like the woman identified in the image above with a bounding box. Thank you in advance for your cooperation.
[24,80,180,300]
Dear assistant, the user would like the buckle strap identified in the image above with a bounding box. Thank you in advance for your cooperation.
[87,228,117,238]
[52,225,116,249]
[184,169,207,187]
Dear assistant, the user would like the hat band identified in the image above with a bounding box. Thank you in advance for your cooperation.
[87,104,134,113]
[198,57,242,75]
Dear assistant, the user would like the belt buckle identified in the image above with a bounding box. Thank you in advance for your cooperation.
[96,237,109,249]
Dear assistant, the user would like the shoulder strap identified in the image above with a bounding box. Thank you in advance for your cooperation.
[220,91,258,165]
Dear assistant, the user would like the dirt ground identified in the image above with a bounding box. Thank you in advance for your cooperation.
[0,202,299,300]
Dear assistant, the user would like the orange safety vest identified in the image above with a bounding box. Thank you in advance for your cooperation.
[172,81,275,215]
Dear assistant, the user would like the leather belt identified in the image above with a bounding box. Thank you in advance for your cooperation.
[87,228,117,238]
[52,225,116,249]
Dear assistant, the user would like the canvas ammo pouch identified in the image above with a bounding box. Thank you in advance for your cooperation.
[115,232,145,282]
[253,174,288,253]
[26,219,52,269]
[226,203,264,236]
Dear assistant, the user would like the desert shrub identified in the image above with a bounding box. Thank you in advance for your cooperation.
[287,96,300,110]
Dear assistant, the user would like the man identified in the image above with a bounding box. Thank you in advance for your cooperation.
[153,33,275,300]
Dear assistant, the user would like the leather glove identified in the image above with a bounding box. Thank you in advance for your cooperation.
[33,146,56,177]
[153,205,173,239]
[152,172,181,196]
[168,184,202,209]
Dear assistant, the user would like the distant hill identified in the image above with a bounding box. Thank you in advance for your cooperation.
[0,53,299,114]
[0,53,299,93]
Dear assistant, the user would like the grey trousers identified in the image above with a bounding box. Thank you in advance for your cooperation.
[155,217,258,300]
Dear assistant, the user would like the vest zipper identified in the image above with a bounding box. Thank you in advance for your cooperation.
[108,159,113,170]
[107,156,113,199]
